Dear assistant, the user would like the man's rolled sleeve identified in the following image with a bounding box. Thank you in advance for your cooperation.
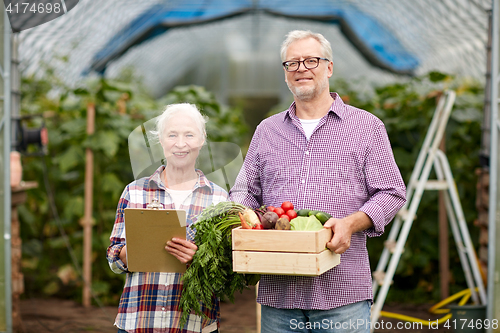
[360,202,386,237]
[360,192,406,237]
[360,121,406,237]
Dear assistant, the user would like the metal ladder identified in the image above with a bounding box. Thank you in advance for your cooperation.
[370,90,487,328]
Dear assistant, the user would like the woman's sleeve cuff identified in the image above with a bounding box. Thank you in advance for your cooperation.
[108,244,129,274]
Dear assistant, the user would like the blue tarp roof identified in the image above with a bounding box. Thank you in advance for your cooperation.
[89,0,419,75]
[18,0,489,98]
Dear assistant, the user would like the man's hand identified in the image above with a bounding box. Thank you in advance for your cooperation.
[165,238,198,264]
[323,217,353,254]
[323,211,373,254]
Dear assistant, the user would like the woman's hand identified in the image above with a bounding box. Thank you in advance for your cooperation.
[165,238,198,264]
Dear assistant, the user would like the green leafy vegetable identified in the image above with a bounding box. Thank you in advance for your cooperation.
[290,216,323,231]
[179,201,259,325]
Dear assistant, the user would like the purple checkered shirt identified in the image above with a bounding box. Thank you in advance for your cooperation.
[230,92,406,310]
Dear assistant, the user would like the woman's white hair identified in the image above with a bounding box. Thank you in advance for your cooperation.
[152,103,207,143]
[280,30,333,62]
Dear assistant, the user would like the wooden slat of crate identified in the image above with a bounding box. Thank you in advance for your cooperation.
[233,249,340,276]
[232,227,332,253]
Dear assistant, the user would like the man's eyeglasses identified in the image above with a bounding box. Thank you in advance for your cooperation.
[282,57,329,72]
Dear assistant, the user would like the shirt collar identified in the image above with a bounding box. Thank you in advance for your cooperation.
[148,165,214,193]
[284,92,349,122]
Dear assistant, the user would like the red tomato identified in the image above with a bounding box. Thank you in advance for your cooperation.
[286,209,297,220]
[281,201,294,212]
[267,206,276,212]
[279,214,290,222]
[252,223,264,230]
[274,207,285,216]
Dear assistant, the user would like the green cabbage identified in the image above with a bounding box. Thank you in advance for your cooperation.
[290,216,323,231]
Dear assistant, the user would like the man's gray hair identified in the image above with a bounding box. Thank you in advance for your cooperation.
[280,30,333,62]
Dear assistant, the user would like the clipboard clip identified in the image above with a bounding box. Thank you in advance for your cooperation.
[146,197,163,210]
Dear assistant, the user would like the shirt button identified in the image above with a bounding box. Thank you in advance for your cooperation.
[162,307,165,311]
[305,151,310,155]
[301,179,305,184]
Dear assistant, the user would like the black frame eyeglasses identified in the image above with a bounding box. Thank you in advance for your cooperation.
[282,57,329,72]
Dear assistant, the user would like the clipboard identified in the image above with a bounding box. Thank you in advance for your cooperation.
[124,205,187,273]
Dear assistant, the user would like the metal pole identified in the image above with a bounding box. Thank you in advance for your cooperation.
[487,0,500,330]
[10,33,19,141]
[438,138,449,300]
[2,7,12,333]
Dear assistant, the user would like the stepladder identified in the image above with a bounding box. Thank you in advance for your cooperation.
[370,90,487,329]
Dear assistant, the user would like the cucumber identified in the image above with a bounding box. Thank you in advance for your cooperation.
[297,209,311,217]
[298,209,331,224]
[315,212,332,224]
[308,210,321,216]
[306,210,332,224]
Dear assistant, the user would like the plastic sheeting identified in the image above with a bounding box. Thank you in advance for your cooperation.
[89,0,419,75]
[18,0,491,100]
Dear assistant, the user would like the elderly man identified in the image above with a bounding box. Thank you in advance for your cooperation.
[230,30,406,333]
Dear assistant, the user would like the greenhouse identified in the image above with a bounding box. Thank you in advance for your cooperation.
[1,0,500,332]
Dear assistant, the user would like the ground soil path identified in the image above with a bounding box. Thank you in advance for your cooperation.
[19,287,451,333]
[19,287,257,333]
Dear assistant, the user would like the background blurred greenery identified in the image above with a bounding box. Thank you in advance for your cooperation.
[18,68,249,304]
[17,68,483,306]
[337,73,484,303]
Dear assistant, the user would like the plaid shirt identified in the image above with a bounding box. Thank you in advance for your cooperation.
[107,166,228,333]
[230,93,406,309]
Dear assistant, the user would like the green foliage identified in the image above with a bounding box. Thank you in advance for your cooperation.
[334,73,484,303]
[19,73,152,303]
[159,85,248,145]
[18,69,248,305]
[179,201,258,325]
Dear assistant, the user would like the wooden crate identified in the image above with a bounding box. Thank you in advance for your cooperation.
[232,227,340,276]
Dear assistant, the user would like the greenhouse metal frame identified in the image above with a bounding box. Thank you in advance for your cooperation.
[0,3,11,332]
[488,0,500,330]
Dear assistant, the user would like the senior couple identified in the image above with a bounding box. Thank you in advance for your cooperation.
[107,30,406,333]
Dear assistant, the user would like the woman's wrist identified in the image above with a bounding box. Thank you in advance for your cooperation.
[119,244,127,265]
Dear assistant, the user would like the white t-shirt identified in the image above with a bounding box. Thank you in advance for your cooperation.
[165,187,193,209]
[299,118,322,140]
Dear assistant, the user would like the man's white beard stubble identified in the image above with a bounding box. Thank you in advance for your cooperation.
[286,75,330,102]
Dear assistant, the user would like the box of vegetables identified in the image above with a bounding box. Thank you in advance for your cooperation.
[231,201,341,276]
[178,201,339,325]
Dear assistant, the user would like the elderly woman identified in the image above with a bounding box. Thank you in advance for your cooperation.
[107,103,227,333]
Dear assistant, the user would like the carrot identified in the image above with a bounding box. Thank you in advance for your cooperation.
[242,209,260,227]
[239,212,252,229]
